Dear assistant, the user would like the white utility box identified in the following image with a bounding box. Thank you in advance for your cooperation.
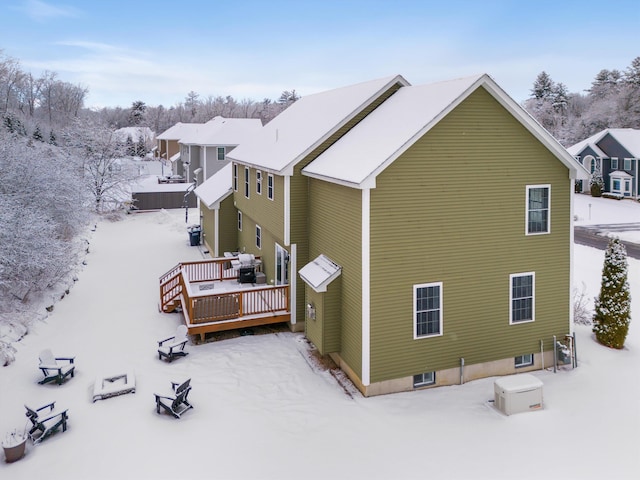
[494,373,543,415]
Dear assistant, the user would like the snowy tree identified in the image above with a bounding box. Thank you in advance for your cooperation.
[129,100,146,125]
[590,162,604,197]
[531,71,554,100]
[592,238,631,349]
[623,56,640,87]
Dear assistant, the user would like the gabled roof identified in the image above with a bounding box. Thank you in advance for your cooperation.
[193,163,232,209]
[299,254,341,293]
[303,74,589,189]
[568,128,640,158]
[226,75,410,175]
[156,122,201,141]
[179,116,262,146]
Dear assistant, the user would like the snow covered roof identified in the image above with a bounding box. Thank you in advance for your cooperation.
[170,152,181,162]
[194,163,232,209]
[179,116,262,146]
[156,122,202,141]
[115,126,154,142]
[610,170,634,178]
[226,75,410,175]
[567,128,640,158]
[298,254,341,293]
[303,74,589,188]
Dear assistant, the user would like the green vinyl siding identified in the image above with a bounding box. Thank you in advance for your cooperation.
[304,277,342,355]
[368,87,571,383]
[200,204,215,253]
[308,179,362,377]
[218,195,238,255]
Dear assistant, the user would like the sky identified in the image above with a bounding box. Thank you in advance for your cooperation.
[1,0,639,108]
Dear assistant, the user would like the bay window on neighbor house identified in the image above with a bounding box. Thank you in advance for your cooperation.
[413,282,443,339]
[233,164,238,191]
[413,371,435,388]
[256,225,262,249]
[244,167,250,198]
[526,185,550,234]
[256,171,262,195]
[510,272,535,324]
[217,146,225,161]
[267,174,274,200]
[515,354,534,368]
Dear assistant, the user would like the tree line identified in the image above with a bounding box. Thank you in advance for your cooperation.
[523,57,640,146]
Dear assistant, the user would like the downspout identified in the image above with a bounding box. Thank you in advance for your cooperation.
[553,335,557,373]
[460,358,464,385]
[540,339,544,370]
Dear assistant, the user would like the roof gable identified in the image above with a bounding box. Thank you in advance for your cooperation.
[303,74,588,188]
[567,128,640,158]
[179,116,262,146]
[193,163,232,208]
[226,75,410,175]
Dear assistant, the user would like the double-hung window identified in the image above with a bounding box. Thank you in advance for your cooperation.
[217,146,225,161]
[244,167,250,198]
[413,282,443,339]
[510,272,535,324]
[256,225,262,249]
[256,171,262,195]
[237,211,242,231]
[233,164,238,192]
[611,158,619,170]
[526,185,550,235]
[267,174,274,200]
[623,158,632,171]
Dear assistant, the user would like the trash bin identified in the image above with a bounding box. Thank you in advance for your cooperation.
[188,226,201,246]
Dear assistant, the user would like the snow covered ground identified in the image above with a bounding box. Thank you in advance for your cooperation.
[1,197,639,480]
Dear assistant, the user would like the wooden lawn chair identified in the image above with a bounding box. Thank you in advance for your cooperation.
[25,401,69,444]
[38,349,75,385]
[157,325,189,362]
[154,379,194,418]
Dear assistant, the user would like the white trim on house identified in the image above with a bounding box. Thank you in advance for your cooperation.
[569,182,575,334]
[284,176,291,246]
[361,188,371,387]
[214,209,219,257]
[290,243,297,325]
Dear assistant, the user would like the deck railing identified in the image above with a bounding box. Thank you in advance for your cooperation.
[159,257,289,326]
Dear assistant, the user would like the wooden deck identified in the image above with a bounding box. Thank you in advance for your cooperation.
[160,257,290,341]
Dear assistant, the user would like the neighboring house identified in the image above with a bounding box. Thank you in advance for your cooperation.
[168,73,588,396]
[178,116,262,186]
[568,128,640,199]
[155,122,202,177]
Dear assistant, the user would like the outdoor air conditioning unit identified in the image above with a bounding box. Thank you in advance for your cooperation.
[494,373,543,416]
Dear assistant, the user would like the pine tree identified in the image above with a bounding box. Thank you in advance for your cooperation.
[32,124,43,142]
[531,71,554,100]
[593,238,631,349]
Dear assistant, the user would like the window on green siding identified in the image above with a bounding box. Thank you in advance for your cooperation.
[244,167,250,198]
[413,372,435,388]
[624,158,632,171]
[217,146,225,161]
[233,164,238,191]
[515,354,534,368]
[256,225,261,249]
[267,174,274,200]
[611,158,618,170]
[510,272,535,324]
[526,185,550,235]
[413,282,443,339]
[256,171,262,195]
[237,211,242,231]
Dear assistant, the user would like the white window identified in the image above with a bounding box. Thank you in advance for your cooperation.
[217,146,225,161]
[526,185,550,235]
[256,225,262,249]
[267,174,274,200]
[510,272,535,324]
[256,171,262,195]
[237,211,242,231]
[611,158,618,170]
[244,167,250,198]
[413,282,443,339]
[233,164,238,191]
[623,158,632,171]
[515,354,534,368]
[413,372,435,388]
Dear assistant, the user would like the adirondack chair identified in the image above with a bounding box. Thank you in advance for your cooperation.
[154,379,193,418]
[38,349,75,385]
[157,325,189,362]
[25,402,69,444]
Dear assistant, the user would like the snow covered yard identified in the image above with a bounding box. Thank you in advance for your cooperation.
[1,201,639,480]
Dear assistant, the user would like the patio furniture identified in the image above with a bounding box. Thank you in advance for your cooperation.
[25,402,68,444]
[93,371,136,402]
[38,349,75,385]
[154,379,193,418]
[157,325,189,362]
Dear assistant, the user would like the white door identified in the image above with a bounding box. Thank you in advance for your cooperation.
[275,244,289,286]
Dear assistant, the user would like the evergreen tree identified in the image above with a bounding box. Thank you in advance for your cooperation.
[49,130,57,145]
[593,238,631,349]
[125,134,135,156]
[32,124,43,142]
[136,135,147,157]
[623,56,640,87]
[531,71,554,100]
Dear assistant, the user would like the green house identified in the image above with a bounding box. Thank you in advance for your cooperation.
[208,73,588,396]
